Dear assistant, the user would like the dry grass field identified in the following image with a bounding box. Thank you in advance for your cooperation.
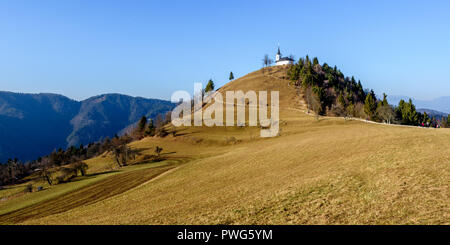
[1,66,449,225]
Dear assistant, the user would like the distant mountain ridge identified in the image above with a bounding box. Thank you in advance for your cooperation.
[416,109,448,119]
[0,92,175,162]
[388,95,450,114]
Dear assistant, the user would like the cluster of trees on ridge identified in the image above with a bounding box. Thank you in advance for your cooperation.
[287,55,450,128]
[0,113,172,188]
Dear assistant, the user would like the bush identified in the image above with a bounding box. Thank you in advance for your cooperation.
[155,146,163,157]
[354,103,366,118]
[73,161,88,176]
[56,170,77,184]
[330,104,346,117]
[24,184,33,193]
[226,136,237,144]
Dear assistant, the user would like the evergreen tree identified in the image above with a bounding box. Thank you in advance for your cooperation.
[347,102,355,117]
[229,71,234,81]
[145,119,156,136]
[356,80,364,99]
[138,116,147,132]
[381,93,389,106]
[312,86,326,115]
[396,99,419,125]
[300,63,317,88]
[205,79,215,93]
[338,92,346,107]
[346,90,354,104]
[305,55,311,67]
[288,64,301,81]
[364,92,377,120]
[313,57,319,66]
[299,58,305,66]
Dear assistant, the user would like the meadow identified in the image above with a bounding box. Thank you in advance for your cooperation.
[1,66,448,224]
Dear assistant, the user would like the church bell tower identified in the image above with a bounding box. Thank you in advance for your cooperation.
[276,45,281,62]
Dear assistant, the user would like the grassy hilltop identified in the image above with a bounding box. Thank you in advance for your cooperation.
[0,66,449,225]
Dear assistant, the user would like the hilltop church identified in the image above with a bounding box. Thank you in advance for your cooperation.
[275,46,294,66]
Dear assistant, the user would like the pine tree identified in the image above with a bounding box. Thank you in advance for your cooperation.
[138,116,147,132]
[406,99,419,125]
[338,92,346,107]
[145,119,156,136]
[313,57,319,66]
[347,102,355,117]
[205,79,215,93]
[229,71,234,81]
[381,93,388,106]
[364,92,377,120]
[305,55,311,67]
[396,99,419,125]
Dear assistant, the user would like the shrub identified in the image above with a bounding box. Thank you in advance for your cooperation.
[24,184,33,193]
[155,146,163,157]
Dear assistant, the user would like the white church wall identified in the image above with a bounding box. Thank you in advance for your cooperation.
[276,60,292,66]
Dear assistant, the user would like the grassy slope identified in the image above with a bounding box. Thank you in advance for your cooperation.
[1,66,449,224]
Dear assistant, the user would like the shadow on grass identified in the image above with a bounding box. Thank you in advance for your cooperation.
[133,158,166,165]
[161,151,176,155]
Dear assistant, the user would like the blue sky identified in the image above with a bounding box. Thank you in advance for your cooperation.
[1,0,449,101]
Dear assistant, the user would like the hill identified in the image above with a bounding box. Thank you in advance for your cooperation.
[0,66,448,225]
[0,92,175,162]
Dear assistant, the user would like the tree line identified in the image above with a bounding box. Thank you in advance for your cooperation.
[0,112,172,187]
[288,55,449,127]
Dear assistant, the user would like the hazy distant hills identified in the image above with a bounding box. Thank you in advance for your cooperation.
[388,95,450,114]
[416,109,448,120]
[0,92,175,162]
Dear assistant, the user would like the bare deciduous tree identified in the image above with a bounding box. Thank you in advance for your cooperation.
[113,145,137,167]
[263,54,270,68]
[304,87,321,120]
[262,54,273,73]
[377,104,395,124]
[39,167,53,186]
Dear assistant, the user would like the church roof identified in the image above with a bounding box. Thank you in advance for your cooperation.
[278,56,294,62]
